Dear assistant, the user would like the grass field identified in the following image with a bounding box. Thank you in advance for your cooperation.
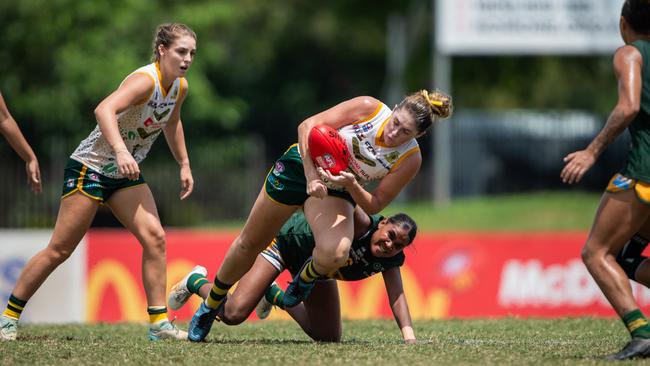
[0,318,632,365]
[382,191,601,231]
[210,191,602,231]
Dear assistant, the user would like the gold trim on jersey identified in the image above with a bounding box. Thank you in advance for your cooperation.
[178,77,187,101]
[374,116,391,148]
[154,62,170,97]
[352,103,382,125]
[389,146,421,173]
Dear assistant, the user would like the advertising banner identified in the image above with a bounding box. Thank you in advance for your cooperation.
[0,230,86,323]
[86,230,650,322]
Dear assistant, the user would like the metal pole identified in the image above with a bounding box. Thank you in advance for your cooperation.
[432,0,452,206]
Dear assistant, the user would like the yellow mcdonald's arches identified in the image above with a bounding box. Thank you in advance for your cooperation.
[338,276,385,319]
[336,266,451,320]
[87,260,146,322]
[399,266,450,319]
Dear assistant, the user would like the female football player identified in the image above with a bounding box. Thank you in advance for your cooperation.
[0,23,196,341]
[561,0,650,360]
[171,207,418,343]
[0,92,42,194]
[188,89,451,341]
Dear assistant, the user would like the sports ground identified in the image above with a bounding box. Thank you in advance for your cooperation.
[0,318,629,365]
[2,192,629,365]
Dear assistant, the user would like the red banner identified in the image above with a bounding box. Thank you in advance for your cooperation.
[86,230,650,323]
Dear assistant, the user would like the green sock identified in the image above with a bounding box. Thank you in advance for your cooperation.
[623,309,650,339]
[187,274,210,295]
[265,283,285,309]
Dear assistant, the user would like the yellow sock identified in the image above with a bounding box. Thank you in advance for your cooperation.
[147,306,168,325]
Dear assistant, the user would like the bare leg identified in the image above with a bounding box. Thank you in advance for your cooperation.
[107,185,166,307]
[12,193,98,300]
[216,189,298,284]
[303,196,354,275]
[285,280,342,342]
[195,256,280,325]
[582,190,650,316]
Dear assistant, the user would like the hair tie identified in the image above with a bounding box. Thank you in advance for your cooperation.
[421,89,444,107]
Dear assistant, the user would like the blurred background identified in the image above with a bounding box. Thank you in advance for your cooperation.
[0,0,628,228]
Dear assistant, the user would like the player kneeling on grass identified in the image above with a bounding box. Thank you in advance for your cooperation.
[169,206,418,343]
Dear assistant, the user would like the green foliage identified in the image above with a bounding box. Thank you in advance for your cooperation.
[0,319,630,365]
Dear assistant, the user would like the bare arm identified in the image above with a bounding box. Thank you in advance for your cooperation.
[0,93,42,193]
[561,45,642,184]
[94,73,153,180]
[163,79,193,200]
[382,266,416,344]
[297,96,380,198]
[320,151,421,214]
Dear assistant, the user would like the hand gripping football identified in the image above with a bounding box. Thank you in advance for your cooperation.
[308,125,351,175]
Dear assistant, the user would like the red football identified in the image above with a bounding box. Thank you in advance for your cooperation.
[308,125,350,175]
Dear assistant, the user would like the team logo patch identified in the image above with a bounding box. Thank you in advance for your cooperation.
[66,178,75,188]
[272,162,285,176]
[88,173,99,182]
[384,151,400,164]
[607,173,636,193]
[267,175,284,191]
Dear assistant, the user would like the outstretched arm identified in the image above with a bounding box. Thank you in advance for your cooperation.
[561,45,642,184]
[163,79,193,200]
[0,93,42,193]
[382,266,416,344]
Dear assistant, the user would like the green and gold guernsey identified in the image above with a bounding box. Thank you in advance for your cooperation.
[622,40,650,182]
[276,212,405,281]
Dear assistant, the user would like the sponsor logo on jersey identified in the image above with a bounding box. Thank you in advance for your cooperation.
[153,108,171,122]
[88,173,99,182]
[147,100,176,109]
[143,117,163,129]
[137,127,162,140]
[66,178,75,188]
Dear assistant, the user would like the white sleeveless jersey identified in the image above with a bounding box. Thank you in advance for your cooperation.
[336,102,419,187]
[71,62,184,178]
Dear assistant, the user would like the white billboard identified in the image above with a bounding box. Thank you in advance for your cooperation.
[436,0,625,55]
[0,231,86,323]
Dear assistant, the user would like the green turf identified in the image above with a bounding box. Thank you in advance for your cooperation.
[0,318,633,365]
[203,191,601,231]
[384,191,601,231]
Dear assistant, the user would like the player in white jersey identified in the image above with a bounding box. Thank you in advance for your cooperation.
[0,23,196,342]
[188,90,452,342]
[0,92,42,194]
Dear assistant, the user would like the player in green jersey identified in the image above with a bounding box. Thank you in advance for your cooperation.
[169,207,418,343]
[561,0,650,360]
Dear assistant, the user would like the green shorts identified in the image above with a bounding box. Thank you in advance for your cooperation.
[265,144,354,206]
[61,158,145,203]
